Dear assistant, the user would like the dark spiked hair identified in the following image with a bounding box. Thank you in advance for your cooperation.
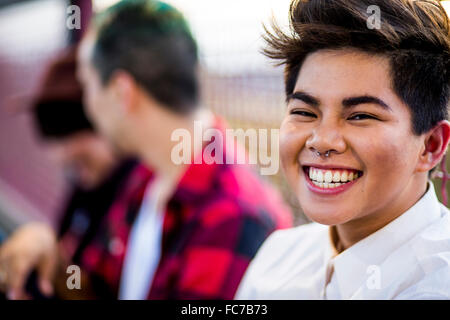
[264,0,450,135]
[90,0,199,114]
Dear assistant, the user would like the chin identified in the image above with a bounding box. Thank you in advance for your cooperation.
[301,204,356,226]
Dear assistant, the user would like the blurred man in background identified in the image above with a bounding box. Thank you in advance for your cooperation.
[0,46,144,299]
[77,0,292,299]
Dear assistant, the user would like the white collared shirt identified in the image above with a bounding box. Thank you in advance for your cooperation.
[235,182,450,300]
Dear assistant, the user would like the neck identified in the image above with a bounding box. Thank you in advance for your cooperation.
[135,106,214,204]
[334,176,429,252]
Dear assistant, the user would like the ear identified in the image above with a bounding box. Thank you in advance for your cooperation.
[416,120,450,172]
[109,70,138,114]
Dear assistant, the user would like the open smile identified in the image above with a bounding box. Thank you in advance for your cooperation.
[302,165,363,195]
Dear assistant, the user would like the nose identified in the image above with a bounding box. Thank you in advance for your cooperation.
[305,120,347,156]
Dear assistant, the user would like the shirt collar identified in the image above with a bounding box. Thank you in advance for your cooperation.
[327,181,442,299]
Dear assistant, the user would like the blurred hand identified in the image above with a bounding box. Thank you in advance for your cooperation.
[0,222,58,300]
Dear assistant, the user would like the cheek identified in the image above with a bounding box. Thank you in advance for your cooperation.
[86,82,108,117]
[84,87,100,120]
[280,120,308,174]
[354,129,418,184]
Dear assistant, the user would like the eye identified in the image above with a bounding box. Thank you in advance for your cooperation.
[348,113,378,121]
[290,109,317,118]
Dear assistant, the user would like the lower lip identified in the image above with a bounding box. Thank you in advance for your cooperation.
[303,167,362,196]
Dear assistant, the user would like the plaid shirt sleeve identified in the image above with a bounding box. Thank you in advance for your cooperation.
[148,159,293,300]
[170,199,277,299]
[78,117,292,300]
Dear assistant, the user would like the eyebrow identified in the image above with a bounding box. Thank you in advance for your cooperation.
[287,91,392,112]
[286,92,319,106]
[342,96,392,111]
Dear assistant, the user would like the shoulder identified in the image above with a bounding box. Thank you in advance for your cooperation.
[235,222,328,299]
[248,222,327,270]
[411,205,450,263]
[184,190,288,260]
[395,263,450,299]
[212,164,293,228]
[399,206,450,299]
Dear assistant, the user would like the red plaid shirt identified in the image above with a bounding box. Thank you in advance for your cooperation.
[77,120,293,299]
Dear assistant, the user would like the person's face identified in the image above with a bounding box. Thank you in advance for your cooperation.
[77,33,128,152]
[280,49,427,226]
[46,131,116,189]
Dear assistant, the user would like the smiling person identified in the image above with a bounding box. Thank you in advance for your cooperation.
[235,0,450,299]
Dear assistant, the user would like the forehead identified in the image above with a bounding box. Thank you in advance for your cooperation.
[295,49,392,97]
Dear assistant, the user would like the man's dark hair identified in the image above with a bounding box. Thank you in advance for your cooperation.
[264,0,450,135]
[91,0,198,114]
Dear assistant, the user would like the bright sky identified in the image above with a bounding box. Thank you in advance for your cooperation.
[170,0,291,73]
[93,0,292,74]
[0,0,66,55]
[92,0,450,74]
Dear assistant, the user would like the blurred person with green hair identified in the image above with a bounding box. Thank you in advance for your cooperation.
[76,0,292,300]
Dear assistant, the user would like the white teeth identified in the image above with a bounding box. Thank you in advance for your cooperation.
[312,180,345,189]
[332,172,340,182]
[316,170,324,183]
[348,172,354,181]
[324,171,333,183]
[308,167,361,187]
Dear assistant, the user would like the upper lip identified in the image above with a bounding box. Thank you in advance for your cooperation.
[301,162,362,172]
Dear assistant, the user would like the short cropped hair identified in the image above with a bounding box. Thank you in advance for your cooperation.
[90,0,199,114]
[264,0,450,135]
